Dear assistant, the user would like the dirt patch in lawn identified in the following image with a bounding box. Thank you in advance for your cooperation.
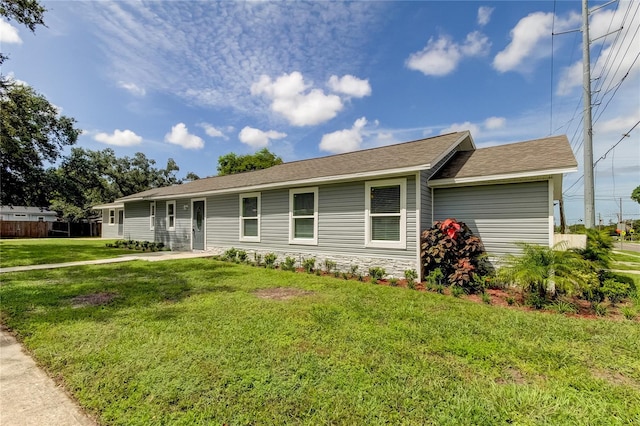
[71,292,118,308]
[254,287,314,300]
[592,369,640,389]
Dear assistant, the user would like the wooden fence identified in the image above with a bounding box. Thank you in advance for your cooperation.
[0,220,52,238]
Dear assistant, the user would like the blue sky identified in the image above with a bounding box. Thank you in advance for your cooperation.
[2,0,638,225]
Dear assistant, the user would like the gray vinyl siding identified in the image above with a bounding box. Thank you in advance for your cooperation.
[155,199,191,250]
[433,180,550,260]
[206,176,417,264]
[101,209,118,238]
[120,201,154,241]
[420,171,432,230]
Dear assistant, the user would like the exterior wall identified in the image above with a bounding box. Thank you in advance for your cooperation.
[101,209,119,239]
[155,199,191,251]
[204,176,419,277]
[0,213,57,222]
[420,170,432,230]
[120,201,154,241]
[433,180,550,262]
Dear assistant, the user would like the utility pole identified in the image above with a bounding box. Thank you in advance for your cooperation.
[582,0,596,229]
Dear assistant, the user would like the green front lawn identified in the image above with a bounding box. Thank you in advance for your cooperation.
[1,259,639,424]
[0,239,132,268]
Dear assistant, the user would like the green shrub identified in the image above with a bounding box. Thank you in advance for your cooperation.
[425,268,445,286]
[550,300,578,314]
[323,259,337,274]
[621,306,637,320]
[601,279,630,305]
[281,256,296,272]
[263,253,277,269]
[368,267,386,281]
[575,229,613,268]
[451,286,464,298]
[404,269,418,282]
[223,247,238,262]
[342,272,349,280]
[481,292,491,304]
[524,292,546,310]
[302,258,316,274]
[349,265,359,276]
[389,278,399,287]
[254,253,262,266]
[435,284,445,294]
[407,280,416,290]
[506,296,516,306]
[593,302,608,317]
[236,250,247,263]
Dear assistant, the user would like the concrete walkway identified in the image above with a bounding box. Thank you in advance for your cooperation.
[0,251,215,274]
[0,251,215,425]
[1,328,96,425]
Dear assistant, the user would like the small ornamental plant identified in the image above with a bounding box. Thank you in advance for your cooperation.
[420,218,489,293]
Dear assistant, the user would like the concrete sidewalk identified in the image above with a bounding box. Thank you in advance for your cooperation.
[0,251,215,274]
[0,328,96,426]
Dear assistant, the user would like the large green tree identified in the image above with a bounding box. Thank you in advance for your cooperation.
[217,148,283,176]
[1,84,80,206]
[632,185,640,205]
[50,148,182,221]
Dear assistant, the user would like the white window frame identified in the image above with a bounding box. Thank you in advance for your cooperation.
[365,178,406,249]
[108,209,115,226]
[166,200,176,231]
[289,187,318,245]
[149,201,156,231]
[239,192,261,242]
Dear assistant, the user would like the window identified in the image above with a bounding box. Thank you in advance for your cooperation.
[365,178,406,249]
[167,201,176,231]
[239,192,260,241]
[289,187,318,245]
[108,209,115,225]
[150,202,156,230]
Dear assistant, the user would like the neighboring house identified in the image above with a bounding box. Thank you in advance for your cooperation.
[94,131,577,278]
[0,206,58,222]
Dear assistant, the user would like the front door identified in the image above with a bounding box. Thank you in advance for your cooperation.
[117,209,124,236]
[192,200,205,250]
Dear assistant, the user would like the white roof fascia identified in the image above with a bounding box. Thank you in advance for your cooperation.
[92,202,124,210]
[427,166,578,188]
[127,164,432,202]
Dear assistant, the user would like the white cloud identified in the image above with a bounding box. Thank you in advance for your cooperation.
[238,126,286,148]
[198,123,228,139]
[327,75,371,98]
[440,121,481,136]
[406,31,490,77]
[319,117,367,154]
[118,81,146,96]
[80,2,384,115]
[0,19,21,44]
[557,6,640,96]
[595,109,640,134]
[484,116,506,130]
[251,71,343,126]
[493,11,580,73]
[477,6,494,27]
[94,129,143,147]
[164,123,204,149]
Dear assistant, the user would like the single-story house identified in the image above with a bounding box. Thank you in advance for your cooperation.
[0,206,58,222]
[95,131,577,279]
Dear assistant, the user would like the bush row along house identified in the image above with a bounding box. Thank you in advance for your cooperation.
[95,131,577,279]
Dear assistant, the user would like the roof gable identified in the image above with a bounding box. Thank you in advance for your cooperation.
[430,135,577,183]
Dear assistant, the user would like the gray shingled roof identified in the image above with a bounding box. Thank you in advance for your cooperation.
[430,135,577,181]
[119,131,468,200]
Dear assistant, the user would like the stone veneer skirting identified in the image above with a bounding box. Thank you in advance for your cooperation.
[206,246,418,279]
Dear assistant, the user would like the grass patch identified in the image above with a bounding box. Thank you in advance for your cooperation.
[0,239,132,268]
[1,259,639,424]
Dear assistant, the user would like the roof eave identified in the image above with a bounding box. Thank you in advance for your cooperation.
[120,164,432,202]
[427,166,578,188]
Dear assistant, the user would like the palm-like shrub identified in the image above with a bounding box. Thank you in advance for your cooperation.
[499,243,593,298]
[576,229,613,268]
